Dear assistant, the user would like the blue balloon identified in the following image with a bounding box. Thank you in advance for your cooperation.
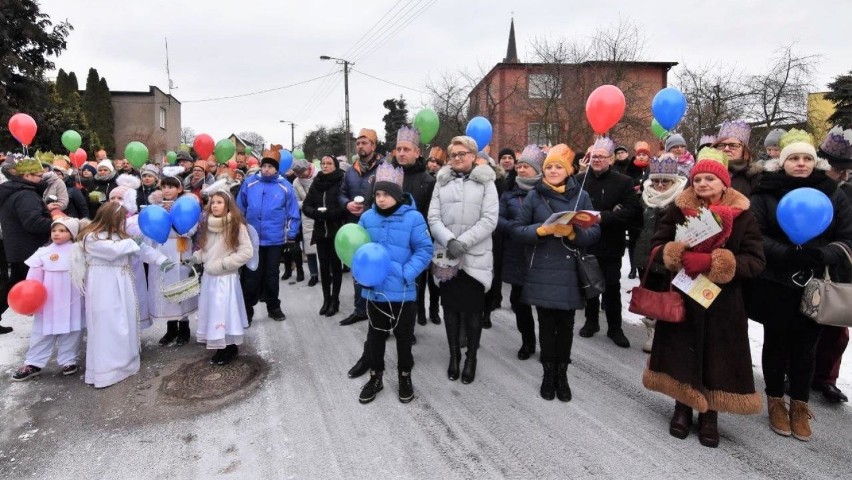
[351,243,391,287]
[651,87,687,131]
[465,116,493,151]
[279,150,293,172]
[139,205,171,244]
[777,187,834,245]
[170,196,202,235]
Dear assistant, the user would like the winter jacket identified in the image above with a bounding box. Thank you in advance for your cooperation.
[338,154,382,222]
[428,164,499,290]
[393,157,435,220]
[137,183,159,211]
[576,169,643,258]
[63,176,89,219]
[42,172,69,210]
[498,182,530,285]
[0,177,54,262]
[293,168,318,255]
[612,158,646,188]
[86,173,118,219]
[303,169,346,243]
[192,221,253,276]
[729,161,762,197]
[237,173,301,246]
[358,194,433,302]
[510,178,601,310]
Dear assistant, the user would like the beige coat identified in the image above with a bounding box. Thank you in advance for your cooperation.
[193,220,253,276]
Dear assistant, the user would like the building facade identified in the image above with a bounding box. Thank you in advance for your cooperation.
[111,86,181,161]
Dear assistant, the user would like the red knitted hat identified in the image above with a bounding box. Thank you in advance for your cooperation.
[690,148,731,188]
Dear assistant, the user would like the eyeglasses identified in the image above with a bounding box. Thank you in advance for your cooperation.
[716,142,742,150]
[450,151,472,160]
[590,155,611,160]
[651,179,673,185]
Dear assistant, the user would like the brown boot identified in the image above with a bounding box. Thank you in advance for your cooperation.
[789,400,813,442]
[669,401,692,439]
[767,396,791,437]
[697,410,719,448]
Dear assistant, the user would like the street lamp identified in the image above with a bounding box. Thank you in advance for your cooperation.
[320,55,353,163]
[280,120,296,151]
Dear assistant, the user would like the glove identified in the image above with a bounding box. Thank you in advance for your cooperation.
[133,236,144,246]
[446,239,465,260]
[790,247,824,268]
[160,260,176,272]
[551,224,575,239]
[682,252,712,278]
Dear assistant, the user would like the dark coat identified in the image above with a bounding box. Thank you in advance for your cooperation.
[748,170,852,321]
[63,176,89,219]
[86,173,118,219]
[0,177,53,262]
[338,153,382,222]
[576,169,642,258]
[612,158,646,188]
[395,157,435,220]
[303,169,346,243]
[136,183,159,211]
[510,178,601,311]
[643,187,765,414]
[498,182,531,285]
[729,162,763,197]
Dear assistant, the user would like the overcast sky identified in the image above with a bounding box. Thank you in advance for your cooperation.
[42,0,849,150]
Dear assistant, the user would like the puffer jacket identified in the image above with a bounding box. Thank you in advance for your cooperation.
[498,182,530,285]
[0,177,53,262]
[428,164,499,290]
[358,194,433,302]
[236,173,301,246]
[338,153,382,222]
[510,178,601,311]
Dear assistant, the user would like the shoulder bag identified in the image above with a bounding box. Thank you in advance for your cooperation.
[628,245,686,323]
[800,242,852,327]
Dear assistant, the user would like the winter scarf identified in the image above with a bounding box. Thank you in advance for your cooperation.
[311,168,345,190]
[515,173,541,192]
[676,187,748,253]
[641,176,687,209]
[94,170,116,183]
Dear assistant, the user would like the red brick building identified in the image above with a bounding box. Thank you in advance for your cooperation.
[469,20,677,154]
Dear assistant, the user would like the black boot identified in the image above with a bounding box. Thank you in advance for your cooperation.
[481,311,493,329]
[295,266,305,282]
[444,311,462,381]
[461,313,481,384]
[159,320,178,346]
[697,410,719,448]
[579,319,600,338]
[359,371,383,404]
[398,371,414,403]
[319,295,331,316]
[325,298,340,317]
[540,362,556,400]
[669,401,693,439]
[307,275,319,287]
[607,328,630,348]
[348,356,369,378]
[280,268,292,281]
[210,349,225,365]
[175,320,191,346]
[556,362,572,402]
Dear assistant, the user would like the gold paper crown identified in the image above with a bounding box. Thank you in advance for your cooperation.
[696,147,728,168]
[778,128,813,150]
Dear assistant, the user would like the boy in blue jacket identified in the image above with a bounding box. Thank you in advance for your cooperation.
[357,162,433,404]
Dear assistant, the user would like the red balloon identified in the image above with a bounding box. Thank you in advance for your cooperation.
[71,148,87,168]
[227,159,238,171]
[8,280,48,315]
[585,85,626,135]
[8,113,38,146]
[193,134,215,160]
[246,156,259,167]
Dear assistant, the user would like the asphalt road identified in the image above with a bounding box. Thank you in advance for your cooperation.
[1,270,850,479]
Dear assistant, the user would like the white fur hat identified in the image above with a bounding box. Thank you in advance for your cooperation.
[109,174,142,214]
[97,159,115,172]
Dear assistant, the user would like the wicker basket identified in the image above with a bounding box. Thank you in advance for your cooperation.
[159,265,200,303]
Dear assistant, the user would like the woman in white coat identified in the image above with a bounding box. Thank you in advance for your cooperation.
[428,135,499,385]
[291,159,319,286]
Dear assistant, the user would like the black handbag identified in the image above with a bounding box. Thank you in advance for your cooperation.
[568,245,605,299]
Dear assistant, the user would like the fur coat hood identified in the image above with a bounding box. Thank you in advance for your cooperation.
[436,163,496,187]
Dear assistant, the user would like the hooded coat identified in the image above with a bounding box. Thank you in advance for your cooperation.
[0,177,53,262]
[643,187,765,414]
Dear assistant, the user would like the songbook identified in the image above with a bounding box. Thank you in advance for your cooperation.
[542,210,601,229]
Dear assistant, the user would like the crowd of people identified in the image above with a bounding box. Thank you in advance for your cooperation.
[1,119,851,449]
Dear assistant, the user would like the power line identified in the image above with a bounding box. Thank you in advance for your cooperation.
[352,0,436,64]
[182,72,337,103]
[346,0,423,62]
[351,68,425,94]
[341,0,408,59]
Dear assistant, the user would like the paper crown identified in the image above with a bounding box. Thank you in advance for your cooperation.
[779,128,813,149]
[717,120,751,146]
[396,126,420,146]
[819,126,852,161]
[518,144,545,164]
[696,147,729,167]
[593,137,615,155]
[375,161,404,187]
[699,135,717,147]
[648,154,679,177]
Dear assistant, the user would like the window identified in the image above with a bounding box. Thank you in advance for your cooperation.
[159,107,166,129]
[528,74,561,99]
[528,123,559,146]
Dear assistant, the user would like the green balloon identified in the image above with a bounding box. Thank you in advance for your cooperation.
[651,118,668,139]
[245,146,252,156]
[166,151,177,165]
[293,149,306,160]
[413,108,440,144]
[61,130,82,152]
[214,139,236,164]
[124,141,149,168]
[334,223,371,267]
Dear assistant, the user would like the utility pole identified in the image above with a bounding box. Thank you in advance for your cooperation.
[320,55,353,162]
[280,120,296,151]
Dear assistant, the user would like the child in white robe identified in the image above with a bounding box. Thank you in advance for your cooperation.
[189,191,253,365]
[78,204,172,388]
[12,217,85,381]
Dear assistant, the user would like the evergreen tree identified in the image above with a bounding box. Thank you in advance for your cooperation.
[382,96,408,150]
[826,70,852,129]
[82,68,115,154]
[47,68,91,153]
[97,77,115,154]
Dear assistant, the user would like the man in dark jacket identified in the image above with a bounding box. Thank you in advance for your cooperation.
[0,158,54,334]
[338,128,383,326]
[575,138,642,348]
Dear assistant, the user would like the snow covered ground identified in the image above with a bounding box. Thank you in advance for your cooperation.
[0,256,850,479]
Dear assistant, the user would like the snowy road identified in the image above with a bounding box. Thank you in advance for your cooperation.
[1,263,851,479]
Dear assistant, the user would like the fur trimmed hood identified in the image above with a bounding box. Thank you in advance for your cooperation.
[436,163,496,187]
[762,157,831,173]
[674,186,750,211]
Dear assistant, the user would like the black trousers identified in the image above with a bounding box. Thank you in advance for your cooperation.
[366,301,415,373]
[427,269,440,317]
[0,262,28,320]
[537,307,575,363]
[763,308,823,402]
[511,285,535,347]
[315,239,342,299]
[244,245,283,313]
[415,271,428,320]
[583,255,623,330]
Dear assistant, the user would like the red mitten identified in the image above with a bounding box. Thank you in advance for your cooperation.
[682,252,712,278]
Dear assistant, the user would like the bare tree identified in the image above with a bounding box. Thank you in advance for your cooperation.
[744,44,819,129]
[180,126,196,145]
[675,62,750,149]
[238,131,266,151]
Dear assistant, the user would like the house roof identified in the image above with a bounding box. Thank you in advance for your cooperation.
[108,85,181,103]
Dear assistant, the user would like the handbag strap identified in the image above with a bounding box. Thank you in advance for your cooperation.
[638,245,673,292]
[823,242,852,282]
